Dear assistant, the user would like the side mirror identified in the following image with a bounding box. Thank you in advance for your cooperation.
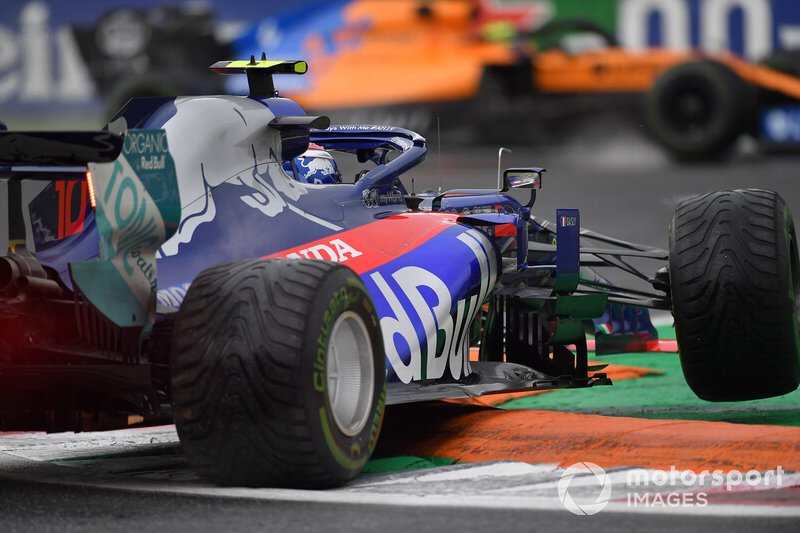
[503,167,544,191]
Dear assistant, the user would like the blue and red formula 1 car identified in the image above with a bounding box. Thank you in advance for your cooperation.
[1,58,798,488]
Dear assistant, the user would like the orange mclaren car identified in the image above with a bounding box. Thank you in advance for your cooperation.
[236,0,800,157]
[223,0,800,157]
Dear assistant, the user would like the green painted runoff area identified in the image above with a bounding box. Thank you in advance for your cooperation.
[363,456,455,475]
[500,324,800,427]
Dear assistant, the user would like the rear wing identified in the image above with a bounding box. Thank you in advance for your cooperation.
[0,131,122,169]
[0,131,120,252]
[1,128,180,338]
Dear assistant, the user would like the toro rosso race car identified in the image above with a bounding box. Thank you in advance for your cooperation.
[1,58,799,488]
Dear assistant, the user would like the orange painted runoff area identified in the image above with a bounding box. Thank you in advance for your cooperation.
[377,402,800,473]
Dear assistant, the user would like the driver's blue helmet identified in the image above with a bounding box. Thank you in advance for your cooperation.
[292,143,341,184]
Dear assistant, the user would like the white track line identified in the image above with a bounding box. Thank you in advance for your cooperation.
[1,436,798,518]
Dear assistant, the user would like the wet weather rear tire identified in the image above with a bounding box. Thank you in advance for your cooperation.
[669,189,800,401]
[171,259,385,487]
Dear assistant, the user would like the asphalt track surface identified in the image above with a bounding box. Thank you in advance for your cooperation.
[2,125,800,532]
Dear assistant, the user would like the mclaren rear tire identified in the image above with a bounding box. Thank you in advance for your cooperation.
[645,60,752,159]
[669,189,800,401]
[171,258,385,488]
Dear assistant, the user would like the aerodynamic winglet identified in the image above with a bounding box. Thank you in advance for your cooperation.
[209,55,309,97]
[269,116,331,130]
